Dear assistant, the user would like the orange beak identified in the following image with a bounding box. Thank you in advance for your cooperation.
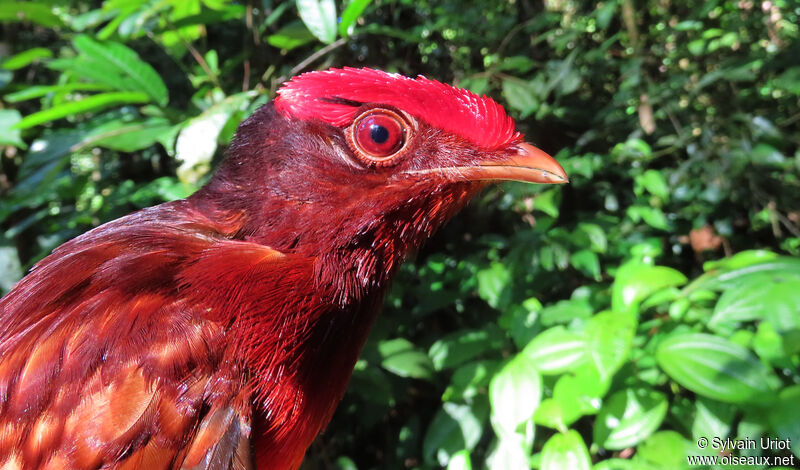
[468,142,569,184]
[401,142,568,185]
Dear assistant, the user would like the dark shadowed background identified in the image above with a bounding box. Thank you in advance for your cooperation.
[1,0,799,469]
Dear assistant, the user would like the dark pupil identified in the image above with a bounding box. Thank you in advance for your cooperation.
[370,124,389,144]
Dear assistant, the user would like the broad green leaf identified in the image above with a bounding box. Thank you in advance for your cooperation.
[429,327,505,371]
[702,249,778,272]
[540,430,591,470]
[267,21,316,50]
[691,397,734,441]
[13,92,150,129]
[533,397,582,432]
[1,47,52,70]
[296,0,337,43]
[485,437,530,470]
[539,297,593,326]
[339,0,371,37]
[0,109,26,148]
[656,333,779,403]
[476,262,511,309]
[13,131,86,197]
[552,367,607,416]
[490,354,541,437]
[752,322,786,363]
[710,277,800,333]
[175,91,255,183]
[691,256,800,291]
[583,311,636,382]
[570,249,601,281]
[0,3,63,27]
[612,261,687,314]
[634,431,690,468]
[626,205,669,230]
[447,450,472,470]
[636,169,669,200]
[423,401,488,466]
[577,222,607,253]
[89,117,175,152]
[522,326,587,375]
[768,385,800,458]
[71,35,168,106]
[594,388,668,450]
[502,78,539,118]
[378,338,434,380]
[442,360,500,402]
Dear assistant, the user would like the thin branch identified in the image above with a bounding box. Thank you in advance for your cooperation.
[282,38,347,81]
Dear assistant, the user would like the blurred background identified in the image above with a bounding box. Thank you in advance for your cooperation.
[1,0,799,469]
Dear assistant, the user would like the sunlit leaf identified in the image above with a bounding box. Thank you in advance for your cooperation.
[296,0,337,43]
[339,0,371,37]
[657,333,780,403]
[14,92,150,129]
[540,430,591,470]
[594,388,668,450]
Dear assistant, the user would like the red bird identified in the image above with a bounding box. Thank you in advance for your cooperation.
[0,68,566,470]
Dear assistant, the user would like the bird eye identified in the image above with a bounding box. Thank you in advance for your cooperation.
[349,110,408,165]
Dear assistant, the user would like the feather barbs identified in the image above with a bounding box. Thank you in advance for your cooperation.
[274,67,521,150]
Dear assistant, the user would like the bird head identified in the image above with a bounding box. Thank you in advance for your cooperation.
[197,67,567,299]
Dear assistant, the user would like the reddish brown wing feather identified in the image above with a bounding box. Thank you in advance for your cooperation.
[0,203,310,470]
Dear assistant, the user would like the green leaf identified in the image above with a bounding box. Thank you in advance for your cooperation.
[522,326,587,375]
[0,109,26,148]
[3,83,112,103]
[175,91,255,183]
[502,78,539,118]
[1,47,52,70]
[636,169,669,200]
[594,388,668,450]
[423,401,488,466]
[634,431,690,468]
[768,385,800,459]
[378,338,435,380]
[13,92,150,129]
[692,256,800,291]
[429,327,505,371]
[267,21,316,50]
[570,249,601,281]
[296,0,337,43]
[71,35,168,106]
[442,360,500,402]
[476,262,511,309]
[540,430,591,470]
[709,277,800,333]
[446,450,472,470]
[552,367,607,416]
[583,311,636,382]
[89,117,175,152]
[0,2,63,27]
[533,397,582,432]
[339,0,371,37]
[691,397,734,441]
[490,354,541,437]
[612,261,687,314]
[486,437,531,470]
[540,297,593,326]
[656,333,779,404]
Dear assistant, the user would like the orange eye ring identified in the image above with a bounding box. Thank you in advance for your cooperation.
[347,109,410,166]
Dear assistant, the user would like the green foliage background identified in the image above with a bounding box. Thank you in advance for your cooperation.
[1,0,799,469]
